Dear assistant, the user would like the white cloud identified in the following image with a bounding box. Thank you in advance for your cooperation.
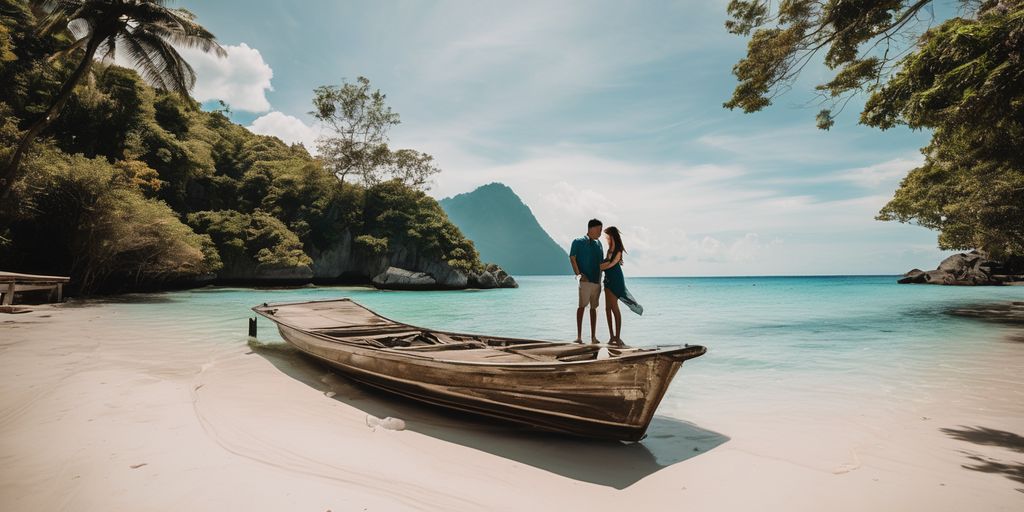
[247,111,321,150]
[836,156,921,188]
[178,42,274,112]
[755,154,924,190]
[107,40,274,112]
[696,127,879,166]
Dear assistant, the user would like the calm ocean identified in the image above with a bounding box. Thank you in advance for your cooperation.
[101,275,1024,432]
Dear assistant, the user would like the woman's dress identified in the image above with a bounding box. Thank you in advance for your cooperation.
[603,257,643,315]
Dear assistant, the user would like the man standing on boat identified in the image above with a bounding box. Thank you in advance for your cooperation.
[569,219,604,344]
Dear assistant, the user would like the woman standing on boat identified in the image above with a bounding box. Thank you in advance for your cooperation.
[600,226,643,345]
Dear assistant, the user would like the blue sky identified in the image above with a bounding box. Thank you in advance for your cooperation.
[170,0,960,276]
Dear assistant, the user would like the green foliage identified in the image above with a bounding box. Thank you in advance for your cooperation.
[0,3,18,65]
[0,0,229,198]
[34,0,227,97]
[354,234,389,255]
[0,1,71,120]
[312,76,441,190]
[1,146,221,292]
[725,1,1024,257]
[361,180,480,273]
[870,5,1024,258]
[186,210,312,271]
[724,0,919,118]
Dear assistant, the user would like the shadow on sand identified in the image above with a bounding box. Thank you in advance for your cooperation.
[940,425,1024,492]
[250,340,729,489]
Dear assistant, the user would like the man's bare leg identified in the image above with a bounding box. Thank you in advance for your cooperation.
[589,306,599,343]
[575,306,584,343]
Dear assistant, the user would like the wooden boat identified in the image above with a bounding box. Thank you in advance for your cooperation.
[252,298,706,441]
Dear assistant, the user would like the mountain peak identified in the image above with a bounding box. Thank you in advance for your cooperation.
[444,182,515,201]
[440,183,570,275]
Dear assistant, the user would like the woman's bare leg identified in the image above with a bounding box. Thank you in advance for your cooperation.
[612,302,623,343]
[606,289,622,343]
[604,289,616,341]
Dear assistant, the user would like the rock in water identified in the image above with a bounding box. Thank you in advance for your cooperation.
[371,267,438,290]
[897,269,926,284]
[472,270,498,289]
[467,263,518,289]
[898,250,1023,286]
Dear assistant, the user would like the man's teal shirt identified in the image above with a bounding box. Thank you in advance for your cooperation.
[569,235,603,283]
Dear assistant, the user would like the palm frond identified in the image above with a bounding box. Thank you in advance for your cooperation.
[32,0,223,97]
[124,3,226,57]
[122,26,196,96]
[35,1,87,37]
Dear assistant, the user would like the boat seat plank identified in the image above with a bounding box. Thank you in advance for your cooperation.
[390,341,489,352]
[422,348,538,363]
[313,324,415,337]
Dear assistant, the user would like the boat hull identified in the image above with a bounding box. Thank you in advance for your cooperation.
[272,323,694,441]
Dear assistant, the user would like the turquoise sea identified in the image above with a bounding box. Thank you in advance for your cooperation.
[103,275,1024,426]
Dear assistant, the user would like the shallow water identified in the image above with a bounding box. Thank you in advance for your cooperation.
[98,275,1024,425]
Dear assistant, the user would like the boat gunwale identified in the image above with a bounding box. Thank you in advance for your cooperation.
[251,297,706,368]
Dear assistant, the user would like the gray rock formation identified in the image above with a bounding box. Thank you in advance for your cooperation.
[467,263,518,289]
[470,270,498,289]
[898,250,1023,285]
[371,267,438,290]
[307,231,354,279]
[210,227,518,291]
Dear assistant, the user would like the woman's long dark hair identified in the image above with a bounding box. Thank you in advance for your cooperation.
[604,226,625,262]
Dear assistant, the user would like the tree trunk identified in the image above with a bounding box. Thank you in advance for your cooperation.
[0,36,102,201]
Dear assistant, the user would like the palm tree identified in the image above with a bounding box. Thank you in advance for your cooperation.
[0,0,227,198]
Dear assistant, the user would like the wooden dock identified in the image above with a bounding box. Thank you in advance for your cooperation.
[0,271,70,306]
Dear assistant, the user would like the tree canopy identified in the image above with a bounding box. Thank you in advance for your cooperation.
[725,0,1023,258]
[312,76,441,190]
[1,0,226,197]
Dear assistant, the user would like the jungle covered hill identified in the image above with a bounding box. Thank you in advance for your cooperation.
[0,1,501,294]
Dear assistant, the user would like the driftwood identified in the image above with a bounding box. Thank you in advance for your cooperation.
[252,298,706,441]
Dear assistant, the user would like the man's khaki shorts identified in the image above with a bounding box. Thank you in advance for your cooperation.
[578,280,601,309]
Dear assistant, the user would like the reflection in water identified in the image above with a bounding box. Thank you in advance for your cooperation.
[250,340,729,489]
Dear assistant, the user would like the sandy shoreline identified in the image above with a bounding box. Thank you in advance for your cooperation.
[1,301,1022,511]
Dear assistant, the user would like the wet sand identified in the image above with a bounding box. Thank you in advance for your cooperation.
[1,302,1022,511]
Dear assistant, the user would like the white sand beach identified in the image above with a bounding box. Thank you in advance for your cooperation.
[2,301,1022,511]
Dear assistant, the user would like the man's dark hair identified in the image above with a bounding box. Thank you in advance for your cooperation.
[587,218,602,229]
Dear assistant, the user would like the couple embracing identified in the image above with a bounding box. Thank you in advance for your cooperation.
[568,218,643,345]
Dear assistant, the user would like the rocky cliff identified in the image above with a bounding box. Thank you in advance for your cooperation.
[211,229,516,290]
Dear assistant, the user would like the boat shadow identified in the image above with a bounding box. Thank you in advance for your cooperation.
[249,340,730,489]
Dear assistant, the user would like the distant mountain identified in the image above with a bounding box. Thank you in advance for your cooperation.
[440,183,571,275]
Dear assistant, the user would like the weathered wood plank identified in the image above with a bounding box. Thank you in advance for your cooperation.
[0,271,70,306]
[0,271,71,283]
